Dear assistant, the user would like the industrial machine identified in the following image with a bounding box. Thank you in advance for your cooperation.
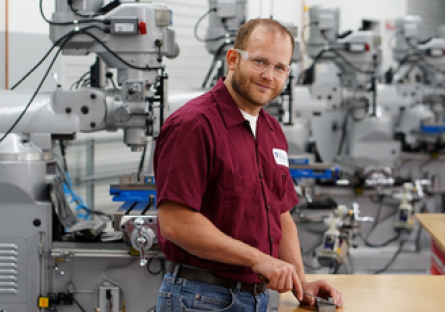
[383,15,445,152]
[317,203,373,272]
[280,4,404,186]
[284,5,436,276]
[0,1,179,311]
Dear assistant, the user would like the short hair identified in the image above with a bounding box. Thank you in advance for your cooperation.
[233,19,295,63]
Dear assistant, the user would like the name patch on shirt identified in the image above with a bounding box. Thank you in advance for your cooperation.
[272,148,289,167]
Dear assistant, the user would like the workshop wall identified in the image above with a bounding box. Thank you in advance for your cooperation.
[0,0,60,90]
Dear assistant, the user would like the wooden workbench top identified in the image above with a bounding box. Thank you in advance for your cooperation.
[278,274,444,312]
[416,213,445,251]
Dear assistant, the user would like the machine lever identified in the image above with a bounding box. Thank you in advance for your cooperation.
[134,218,148,266]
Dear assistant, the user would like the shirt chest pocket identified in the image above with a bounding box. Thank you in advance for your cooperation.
[220,171,261,223]
[273,167,289,201]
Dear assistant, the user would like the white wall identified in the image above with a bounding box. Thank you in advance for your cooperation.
[247,0,301,25]
[0,1,4,32]
[0,0,54,34]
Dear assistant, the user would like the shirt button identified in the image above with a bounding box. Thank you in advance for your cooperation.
[270,237,274,243]
[282,173,286,179]
[259,173,264,179]
[266,205,271,210]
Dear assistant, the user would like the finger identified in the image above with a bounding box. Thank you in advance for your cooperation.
[336,290,344,307]
[268,275,278,291]
[324,285,342,307]
[327,285,342,306]
[292,271,303,301]
[285,270,293,291]
[306,293,315,307]
[276,275,284,291]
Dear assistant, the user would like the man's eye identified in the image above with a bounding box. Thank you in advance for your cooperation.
[275,65,286,72]
[253,59,265,66]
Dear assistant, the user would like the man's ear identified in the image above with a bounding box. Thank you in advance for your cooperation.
[226,49,238,71]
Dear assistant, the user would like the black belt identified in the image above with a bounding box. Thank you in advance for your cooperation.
[166,262,267,294]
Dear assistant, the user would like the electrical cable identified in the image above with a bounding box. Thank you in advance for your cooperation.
[102,258,136,311]
[330,48,375,75]
[106,72,118,90]
[137,145,147,182]
[0,31,75,143]
[70,71,91,90]
[10,25,106,90]
[388,51,418,83]
[297,48,332,84]
[405,37,445,75]
[81,78,91,87]
[146,258,164,275]
[40,0,109,25]
[332,265,340,274]
[72,297,87,312]
[68,0,99,18]
[365,195,384,239]
[373,233,408,274]
[202,40,234,88]
[194,8,235,43]
[346,251,354,274]
[336,110,350,156]
[56,143,113,221]
[79,29,164,70]
[357,231,400,248]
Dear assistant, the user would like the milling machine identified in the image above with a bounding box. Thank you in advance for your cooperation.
[281,4,398,192]
[384,15,445,152]
[0,0,179,311]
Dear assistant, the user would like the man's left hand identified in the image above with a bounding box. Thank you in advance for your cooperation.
[293,279,344,308]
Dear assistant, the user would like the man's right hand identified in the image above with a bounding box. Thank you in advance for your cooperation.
[251,256,303,300]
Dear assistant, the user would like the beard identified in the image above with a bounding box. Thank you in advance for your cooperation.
[230,62,283,107]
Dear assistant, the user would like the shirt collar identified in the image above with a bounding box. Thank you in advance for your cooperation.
[212,77,274,131]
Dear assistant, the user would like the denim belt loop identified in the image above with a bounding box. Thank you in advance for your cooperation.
[172,264,181,283]
[231,281,242,295]
[253,284,261,296]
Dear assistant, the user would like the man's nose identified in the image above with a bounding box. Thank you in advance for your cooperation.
[261,65,274,80]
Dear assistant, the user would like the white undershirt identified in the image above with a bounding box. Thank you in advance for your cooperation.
[240,109,259,138]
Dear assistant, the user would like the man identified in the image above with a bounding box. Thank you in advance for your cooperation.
[154,18,344,312]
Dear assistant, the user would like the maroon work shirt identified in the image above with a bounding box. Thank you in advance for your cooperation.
[154,78,299,284]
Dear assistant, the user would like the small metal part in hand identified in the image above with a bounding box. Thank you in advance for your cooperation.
[317,303,336,312]
[304,292,338,311]
[304,292,335,305]
[258,275,339,310]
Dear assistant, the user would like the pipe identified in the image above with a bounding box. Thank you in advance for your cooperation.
[4,0,8,89]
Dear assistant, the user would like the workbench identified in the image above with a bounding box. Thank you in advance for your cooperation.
[416,213,445,275]
[278,274,444,312]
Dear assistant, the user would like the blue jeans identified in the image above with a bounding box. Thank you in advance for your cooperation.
[156,272,269,312]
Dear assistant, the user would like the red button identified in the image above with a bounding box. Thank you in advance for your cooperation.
[138,22,147,34]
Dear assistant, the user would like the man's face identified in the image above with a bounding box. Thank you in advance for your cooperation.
[230,27,293,108]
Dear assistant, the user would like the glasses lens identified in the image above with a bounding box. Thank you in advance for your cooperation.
[238,50,290,78]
